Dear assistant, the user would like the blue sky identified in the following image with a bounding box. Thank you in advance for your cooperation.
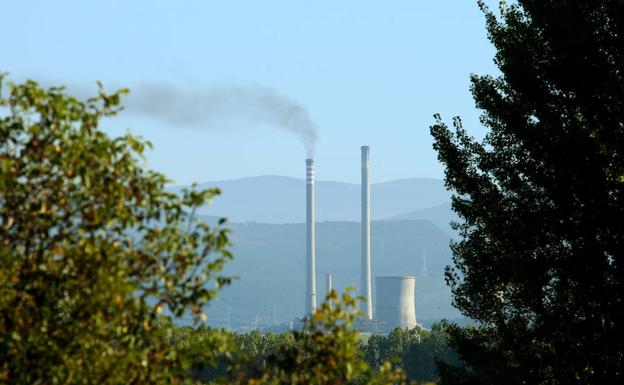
[3,0,498,185]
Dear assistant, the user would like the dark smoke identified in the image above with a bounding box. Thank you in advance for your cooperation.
[124,84,318,157]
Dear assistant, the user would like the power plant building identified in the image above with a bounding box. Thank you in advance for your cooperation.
[375,276,417,333]
[300,147,418,333]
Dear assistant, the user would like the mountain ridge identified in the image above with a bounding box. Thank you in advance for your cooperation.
[200,216,459,328]
[168,175,453,224]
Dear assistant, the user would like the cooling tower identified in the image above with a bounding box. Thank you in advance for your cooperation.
[305,159,317,316]
[361,146,373,319]
[375,276,417,332]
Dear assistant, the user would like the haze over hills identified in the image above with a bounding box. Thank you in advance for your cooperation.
[170,175,463,329]
[170,175,453,225]
[390,202,459,238]
[200,217,461,330]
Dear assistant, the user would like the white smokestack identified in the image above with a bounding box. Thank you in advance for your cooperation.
[305,159,317,316]
[326,273,333,309]
[361,146,373,320]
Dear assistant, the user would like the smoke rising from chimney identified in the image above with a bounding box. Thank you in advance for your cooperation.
[124,84,318,157]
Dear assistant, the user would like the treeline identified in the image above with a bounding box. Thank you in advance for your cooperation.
[363,323,458,381]
[172,322,458,383]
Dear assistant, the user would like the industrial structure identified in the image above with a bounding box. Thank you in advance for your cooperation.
[305,158,317,316]
[375,276,417,333]
[361,146,373,320]
[300,147,417,333]
[326,273,333,309]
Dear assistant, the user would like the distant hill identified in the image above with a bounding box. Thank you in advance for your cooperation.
[200,218,460,330]
[169,176,451,224]
[390,202,459,238]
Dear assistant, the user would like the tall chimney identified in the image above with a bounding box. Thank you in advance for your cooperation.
[361,146,373,320]
[305,158,317,316]
[326,273,333,309]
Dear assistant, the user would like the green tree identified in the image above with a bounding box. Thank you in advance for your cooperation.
[232,330,296,370]
[364,328,421,373]
[362,323,456,383]
[230,290,408,385]
[430,1,624,384]
[0,75,232,384]
[404,323,457,382]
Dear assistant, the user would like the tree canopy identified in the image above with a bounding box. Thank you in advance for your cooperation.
[430,1,624,384]
[0,75,233,384]
[227,290,407,385]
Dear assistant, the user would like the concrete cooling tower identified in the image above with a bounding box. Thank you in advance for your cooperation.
[375,276,417,332]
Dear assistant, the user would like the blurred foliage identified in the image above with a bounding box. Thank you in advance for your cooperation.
[172,291,456,385]
[430,1,624,384]
[0,75,233,384]
[363,322,457,383]
[224,289,409,385]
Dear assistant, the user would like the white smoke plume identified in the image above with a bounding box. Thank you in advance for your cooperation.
[124,84,318,157]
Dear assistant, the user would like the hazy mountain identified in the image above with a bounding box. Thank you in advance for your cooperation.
[200,218,460,330]
[170,175,451,223]
[390,202,459,237]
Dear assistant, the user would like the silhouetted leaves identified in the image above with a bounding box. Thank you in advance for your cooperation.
[430,1,624,384]
[0,75,232,384]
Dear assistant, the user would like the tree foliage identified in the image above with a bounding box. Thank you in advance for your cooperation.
[430,1,624,384]
[228,290,408,385]
[0,75,233,384]
[173,320,455,384]
[363,322,456,383]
